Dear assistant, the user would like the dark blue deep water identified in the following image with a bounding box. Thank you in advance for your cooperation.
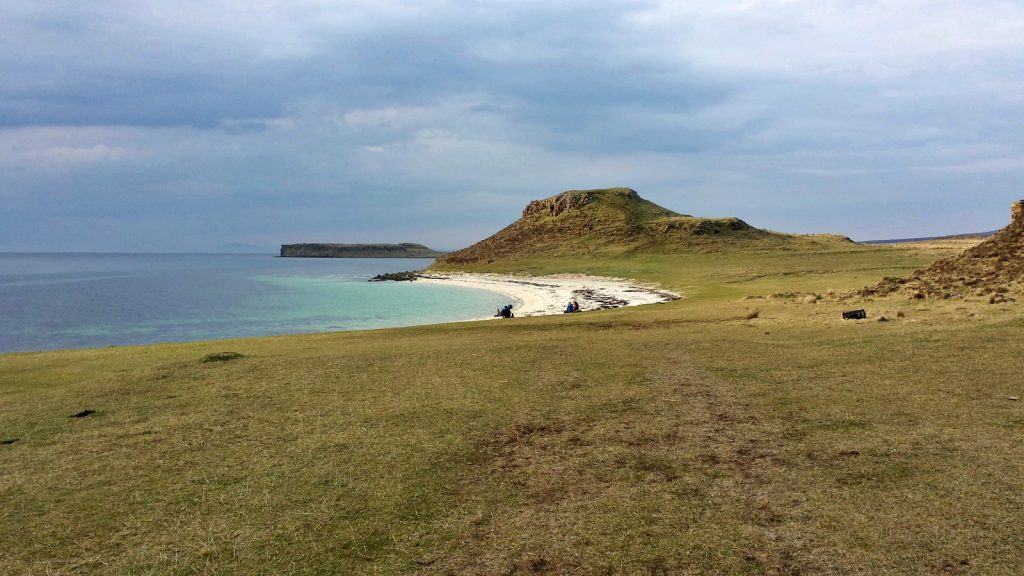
[0,253,511,353]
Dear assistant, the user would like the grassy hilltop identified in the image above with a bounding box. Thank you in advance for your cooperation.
[435,187,852,267]
[2,191,1023,575]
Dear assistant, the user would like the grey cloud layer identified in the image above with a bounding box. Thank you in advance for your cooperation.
[2,0,1023,250]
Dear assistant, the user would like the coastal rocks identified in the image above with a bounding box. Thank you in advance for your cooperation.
[572,288,629,310]
[369,271,421,282]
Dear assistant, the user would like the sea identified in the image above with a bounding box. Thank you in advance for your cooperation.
[0,253,513,353]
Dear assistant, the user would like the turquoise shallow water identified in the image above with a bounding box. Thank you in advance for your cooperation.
[0,253,512,353]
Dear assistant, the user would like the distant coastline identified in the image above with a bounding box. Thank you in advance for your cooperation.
[860,231,995,244]
[280,243,446,258]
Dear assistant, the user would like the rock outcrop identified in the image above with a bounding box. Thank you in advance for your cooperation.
[368,271,421,282]
[280,243,445,258]
[523,189,639,218]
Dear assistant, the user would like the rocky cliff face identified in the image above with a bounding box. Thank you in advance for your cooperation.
[522,189,638,218]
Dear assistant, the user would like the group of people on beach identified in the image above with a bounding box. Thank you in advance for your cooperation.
[494,298,581,319]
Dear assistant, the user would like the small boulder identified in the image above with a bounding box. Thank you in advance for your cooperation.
[201,352,244,363]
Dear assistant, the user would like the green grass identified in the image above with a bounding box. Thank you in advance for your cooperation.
[434,242,939,303]
[2,241,1022,574]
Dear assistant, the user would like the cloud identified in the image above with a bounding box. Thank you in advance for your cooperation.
[3,141,135,167]
[1,0,1023,250]
[635,0,1024,77]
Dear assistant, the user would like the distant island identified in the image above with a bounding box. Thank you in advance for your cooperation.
[279,243,446,258]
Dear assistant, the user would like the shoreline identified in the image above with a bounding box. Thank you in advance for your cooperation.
[0,267,681,354]
[417,273,681,317]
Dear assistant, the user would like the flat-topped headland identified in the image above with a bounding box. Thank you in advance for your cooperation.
[280,243,446,258]
[431,187,853,268]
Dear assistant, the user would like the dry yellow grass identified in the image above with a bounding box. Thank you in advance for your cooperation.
[871,237,987,254]
[2,241,1022,574]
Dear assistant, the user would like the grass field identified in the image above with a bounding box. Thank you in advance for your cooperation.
[2,240,1022,575]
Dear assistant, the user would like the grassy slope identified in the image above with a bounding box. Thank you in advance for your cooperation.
[435,187,847,265]
[2,242,1023,575]
[433,242,930,304]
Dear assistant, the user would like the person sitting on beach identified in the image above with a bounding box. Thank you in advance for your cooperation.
[571,299,580,312]
[501,304,514,318]
[565,301,575,314]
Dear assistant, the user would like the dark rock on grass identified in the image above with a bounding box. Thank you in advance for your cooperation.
[369,270,421,282]
[201,351,244,363]
[1,438,18,445]
[71,409,96,418]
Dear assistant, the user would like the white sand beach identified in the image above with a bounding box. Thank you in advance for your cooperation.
[417,273,681,317]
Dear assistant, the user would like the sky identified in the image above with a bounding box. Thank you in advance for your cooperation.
[2,0,1023,252]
